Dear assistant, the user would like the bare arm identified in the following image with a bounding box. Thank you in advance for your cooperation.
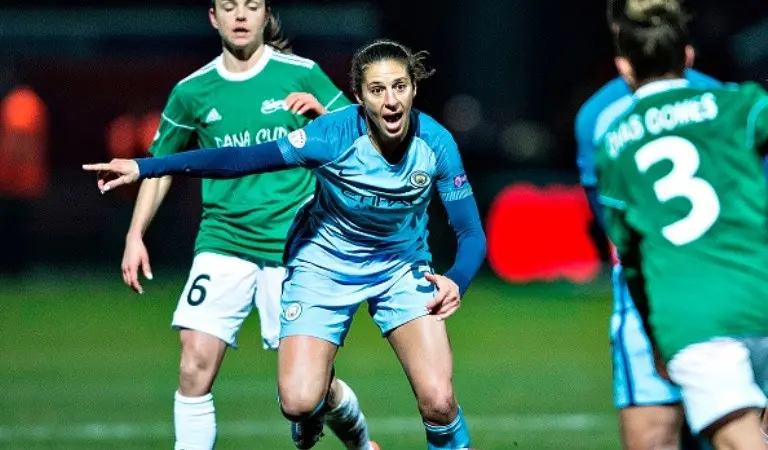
[121,175,172,293]
[126,176,173,239]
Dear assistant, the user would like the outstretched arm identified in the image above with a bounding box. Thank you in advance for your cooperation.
[82,140,292,192]
[137,140,291,179]
[83,112,349,193]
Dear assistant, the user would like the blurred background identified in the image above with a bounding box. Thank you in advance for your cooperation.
[1,0,767,449]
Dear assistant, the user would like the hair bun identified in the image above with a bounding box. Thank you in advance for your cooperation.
[625,0,680,24]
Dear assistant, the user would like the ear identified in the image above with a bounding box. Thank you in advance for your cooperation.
[610,23,620,37]
[208,7,220,31]
[684,45,695,69]
[412,82,418,98]
[353,91,363,105]
[615,57,637,90]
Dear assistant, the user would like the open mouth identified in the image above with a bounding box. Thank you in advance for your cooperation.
[232,27,250,36]
[382,112,403,131]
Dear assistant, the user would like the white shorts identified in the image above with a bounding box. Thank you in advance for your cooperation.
[668,337,768,434]
[171,252,286,350]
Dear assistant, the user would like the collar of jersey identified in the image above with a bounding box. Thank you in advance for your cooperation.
[355,107,421,139]
[215,45,273,82]
[634,78,689,99]
[355,107,422,167]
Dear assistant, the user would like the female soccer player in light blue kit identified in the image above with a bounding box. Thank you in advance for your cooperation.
[85,39,486,450]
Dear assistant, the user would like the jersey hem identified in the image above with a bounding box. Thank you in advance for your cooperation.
[193,246,284,267]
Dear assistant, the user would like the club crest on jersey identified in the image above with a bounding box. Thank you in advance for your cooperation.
[261,99,286,115]
[453,174,468,188]
[409,170,431,188]
[288,129,307,149]
[283,302,302,321]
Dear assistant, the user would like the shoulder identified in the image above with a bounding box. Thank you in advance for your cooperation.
[728,81,768,97]
[725,82,768,119]
[683,69,721,88]
[307,105,364,144]
[576,77,633,143]
[576,77,632,127]
[269,48,317,71]
[413,110,456,152]
[173,57,220,95]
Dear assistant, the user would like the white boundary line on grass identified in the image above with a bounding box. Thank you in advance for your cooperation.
[0,413,614,442]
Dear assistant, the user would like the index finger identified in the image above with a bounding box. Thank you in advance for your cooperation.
[426,288,448,311]
[82,163,111,172]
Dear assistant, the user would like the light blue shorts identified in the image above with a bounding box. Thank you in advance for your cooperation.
[611,265,681,409]
[278,262,435,346]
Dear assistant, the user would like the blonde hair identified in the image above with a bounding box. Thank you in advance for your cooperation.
[624,0,682,25]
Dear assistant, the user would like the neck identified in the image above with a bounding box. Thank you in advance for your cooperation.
[221,42,266,73]
[367,116,411,161]
[634,72,683,91]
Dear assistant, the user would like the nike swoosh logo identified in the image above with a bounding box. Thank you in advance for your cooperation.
[338,168,359,177]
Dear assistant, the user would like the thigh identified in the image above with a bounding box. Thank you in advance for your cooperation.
[611,271,681,409]
[387,315,453,399]
[668,338,768,435]
[172,252,258,348]
[278,335,338,412]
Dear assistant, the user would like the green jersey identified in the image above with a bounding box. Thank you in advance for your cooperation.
[597,79,768,361]
[149,46,350,264]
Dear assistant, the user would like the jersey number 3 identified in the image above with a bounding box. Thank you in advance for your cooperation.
[634,136,720,246]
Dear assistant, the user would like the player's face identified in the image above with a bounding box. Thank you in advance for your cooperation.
[209,0,267,50]
[356,59,416,147]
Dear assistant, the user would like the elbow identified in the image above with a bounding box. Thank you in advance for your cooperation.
[478,230,488,260]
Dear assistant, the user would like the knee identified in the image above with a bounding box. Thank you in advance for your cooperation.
[621,410,681,450]
[278,380,327,421]
[417,385,458,426]
[178,336,219,395]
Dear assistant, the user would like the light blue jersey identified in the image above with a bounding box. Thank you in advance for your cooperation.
[277,105,474,283]
[273,106,478,344]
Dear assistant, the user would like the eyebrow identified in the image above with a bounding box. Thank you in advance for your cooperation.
[366,77,408,86]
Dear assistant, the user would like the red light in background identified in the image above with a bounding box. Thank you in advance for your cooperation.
[139,111,161,153]
[106,111,161,159]
[1,86,45,132]
[106,114,137,159]
[487,183,600,283]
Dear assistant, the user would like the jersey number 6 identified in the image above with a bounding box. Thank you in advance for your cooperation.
[634,136,720,246]
[187,274,211,306]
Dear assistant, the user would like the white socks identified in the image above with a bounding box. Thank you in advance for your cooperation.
[174,391,216,450]
[326,379,372,450]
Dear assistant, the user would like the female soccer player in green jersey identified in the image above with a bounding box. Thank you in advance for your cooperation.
[597,0,768,448]
[120,0,377,449]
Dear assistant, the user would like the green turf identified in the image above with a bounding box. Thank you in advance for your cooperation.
[0,270,619,449]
